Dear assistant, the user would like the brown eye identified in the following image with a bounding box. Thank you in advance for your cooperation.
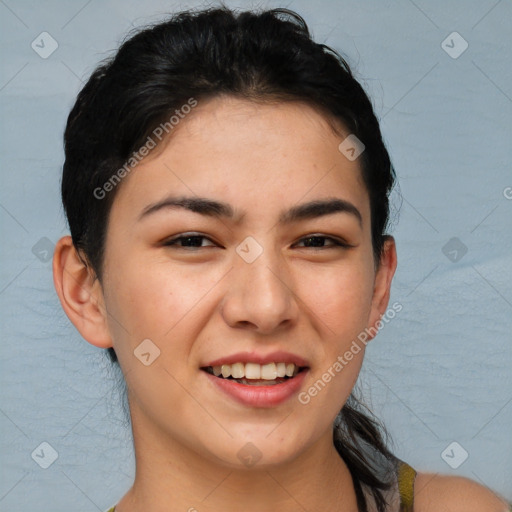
[294,235,349,249]
[163,233,217,249]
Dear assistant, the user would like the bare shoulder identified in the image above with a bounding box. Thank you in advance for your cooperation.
[413,471,511,512]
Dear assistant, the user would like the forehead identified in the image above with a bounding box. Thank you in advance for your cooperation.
[109,96,370,225]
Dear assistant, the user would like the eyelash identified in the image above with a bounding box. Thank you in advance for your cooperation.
[163,233,350,250]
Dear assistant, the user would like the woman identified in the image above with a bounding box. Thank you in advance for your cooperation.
[52,7,510,512]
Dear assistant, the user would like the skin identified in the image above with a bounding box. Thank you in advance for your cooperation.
[53,96,509,512]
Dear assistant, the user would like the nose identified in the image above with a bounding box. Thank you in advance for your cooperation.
[220,245,299,334]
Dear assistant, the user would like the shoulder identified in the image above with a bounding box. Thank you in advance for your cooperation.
[413,471,510,512]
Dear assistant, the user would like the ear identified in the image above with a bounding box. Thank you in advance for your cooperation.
[367,236,397,340]
[52,235,113,348]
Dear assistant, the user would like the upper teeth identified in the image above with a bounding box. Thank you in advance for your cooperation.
[211,362,298,379]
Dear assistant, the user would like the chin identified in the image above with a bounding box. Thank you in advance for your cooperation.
[203,430,311,470]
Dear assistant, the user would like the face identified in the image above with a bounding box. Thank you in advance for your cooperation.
[97,96,394,468]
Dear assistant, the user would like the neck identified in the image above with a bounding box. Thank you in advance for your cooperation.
[115,406,359,512]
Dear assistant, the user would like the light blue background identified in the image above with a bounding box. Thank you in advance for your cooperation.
[1,0,511,510]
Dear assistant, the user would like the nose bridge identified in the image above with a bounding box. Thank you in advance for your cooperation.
[222,237,298,332]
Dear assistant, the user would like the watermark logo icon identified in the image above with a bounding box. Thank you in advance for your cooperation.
[236,236,263,264]
[31,441,58,469]
[338,134,365,161]
[134,338,161,366]
[32,237,55,262]
[31,32,58,59]
[441,32,468,59]
[237,442,262,467]
[442,237,468,263]
[441,441,469,469]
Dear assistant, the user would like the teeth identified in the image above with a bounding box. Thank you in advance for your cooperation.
[207,362,301,380]
[285,363,295,377]
[231,362,245,379]
[245,363,261,379]
[261,363,277,380]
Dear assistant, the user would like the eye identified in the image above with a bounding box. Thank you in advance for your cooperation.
[163,233,217,249]
[293,235,350,249]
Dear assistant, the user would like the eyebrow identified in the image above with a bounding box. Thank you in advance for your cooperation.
[280,198,362,226]
[138,195,362,227]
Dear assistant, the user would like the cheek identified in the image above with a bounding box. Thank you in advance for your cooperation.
[296,261,375,342]
[101,260,217,426]
[294,261,373,411]
[102,255,227,355]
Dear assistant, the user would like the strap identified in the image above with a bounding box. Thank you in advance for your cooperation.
[397,460,417,511]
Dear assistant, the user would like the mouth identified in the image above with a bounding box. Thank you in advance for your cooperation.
[200,362,308,386]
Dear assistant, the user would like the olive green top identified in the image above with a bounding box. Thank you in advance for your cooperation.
[396,459,416,511]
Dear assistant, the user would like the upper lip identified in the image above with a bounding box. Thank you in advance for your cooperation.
[201,351,310,368]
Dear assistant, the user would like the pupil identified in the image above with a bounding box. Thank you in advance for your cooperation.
[305,237,323,247]
[183,236,202,246]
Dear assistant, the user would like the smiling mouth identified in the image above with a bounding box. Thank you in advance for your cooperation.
[201,362,308,386]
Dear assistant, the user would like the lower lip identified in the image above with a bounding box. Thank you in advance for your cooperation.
[203,369,309,408]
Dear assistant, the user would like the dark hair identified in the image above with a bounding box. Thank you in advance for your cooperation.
[62,6,397,511]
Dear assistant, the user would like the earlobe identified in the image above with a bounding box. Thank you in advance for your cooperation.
[367,236,397,340]
[52,236,113,349]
